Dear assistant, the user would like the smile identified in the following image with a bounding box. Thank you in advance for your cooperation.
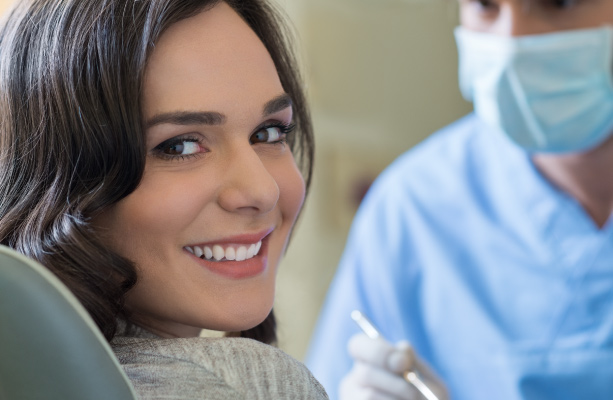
[185,241,262,262]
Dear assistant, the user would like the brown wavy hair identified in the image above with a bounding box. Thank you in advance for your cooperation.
[0,0,313,345]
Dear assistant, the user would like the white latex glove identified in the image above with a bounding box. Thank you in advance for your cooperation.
[339,333,448,400]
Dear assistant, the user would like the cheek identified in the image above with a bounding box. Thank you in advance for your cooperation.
[277,159,306,225]
[460,12,486,33]
[98,169,218,255]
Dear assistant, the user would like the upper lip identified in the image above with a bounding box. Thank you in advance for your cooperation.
[186,227,274,247]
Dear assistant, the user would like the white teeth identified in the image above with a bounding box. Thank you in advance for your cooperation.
[190,240,263,262]
[204,246,213,259]
[247,244,256,258]
[236,246,247,261]
[213,245,224,261]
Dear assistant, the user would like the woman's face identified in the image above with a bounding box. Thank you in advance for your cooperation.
[95,2,305,338]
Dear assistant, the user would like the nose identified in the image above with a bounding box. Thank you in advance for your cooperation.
[217,144,279,215]
[491,3,553,37]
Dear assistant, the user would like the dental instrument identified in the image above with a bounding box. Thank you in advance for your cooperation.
[351,310,440,400]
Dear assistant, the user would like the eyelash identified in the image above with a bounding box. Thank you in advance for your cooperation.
[152,135,203,162]
[465,0,498,13]
[465,0,582,12]
[151,121,297,161]
[252,122,296,145]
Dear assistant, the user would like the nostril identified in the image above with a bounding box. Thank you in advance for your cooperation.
[217,174,279,213]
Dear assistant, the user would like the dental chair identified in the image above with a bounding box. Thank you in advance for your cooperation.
[0,245,136,400]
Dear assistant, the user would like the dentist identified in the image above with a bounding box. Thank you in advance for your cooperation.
[307,0,613,399]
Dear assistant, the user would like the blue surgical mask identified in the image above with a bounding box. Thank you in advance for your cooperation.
[455,26,613,153]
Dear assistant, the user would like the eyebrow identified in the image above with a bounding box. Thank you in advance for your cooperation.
[263,93,293,116]
[145,93,293,129]
[145,111,225,128]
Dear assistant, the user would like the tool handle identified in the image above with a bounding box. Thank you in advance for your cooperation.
[351,310,440,400]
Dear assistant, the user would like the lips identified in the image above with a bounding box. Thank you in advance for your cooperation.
[184,229,272,279]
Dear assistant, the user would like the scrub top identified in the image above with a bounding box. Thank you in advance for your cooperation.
[306,114,613,400]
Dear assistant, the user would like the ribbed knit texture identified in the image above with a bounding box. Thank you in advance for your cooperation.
[111,325,328,399]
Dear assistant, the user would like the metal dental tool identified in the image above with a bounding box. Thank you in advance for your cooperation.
[351,310,440,400]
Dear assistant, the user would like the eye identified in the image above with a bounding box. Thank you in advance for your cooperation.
[153,136,205,159]
[252,127,281,144]
[475,0,500,13]
[477,0,496,8]
[250,123,295,145]
[462,0,501,16]
[462,0,499,11]
[548,0,577,9]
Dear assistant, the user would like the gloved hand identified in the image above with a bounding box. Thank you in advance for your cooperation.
[339,333,448,400]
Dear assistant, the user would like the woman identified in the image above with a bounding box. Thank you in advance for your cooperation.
[0,0,325,398]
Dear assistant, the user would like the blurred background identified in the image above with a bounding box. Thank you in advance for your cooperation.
[0,0,472,361]
[271,0,472,360]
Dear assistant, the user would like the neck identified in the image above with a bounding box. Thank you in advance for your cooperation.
[532,135,613,229]
[129,313,203,338]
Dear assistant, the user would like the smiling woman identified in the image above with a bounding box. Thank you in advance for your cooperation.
[93,2,307,340]
[0,0,325,398]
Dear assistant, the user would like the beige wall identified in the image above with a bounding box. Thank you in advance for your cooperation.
[0,0,11,13]
[273,0,472,360]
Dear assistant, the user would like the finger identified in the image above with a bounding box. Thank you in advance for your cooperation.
[340,377,404,400]
[348,333,395,369]
[399,342,441,383]
[388,341,415,374]
[413,357,447,393]
[413,357,437,381]
[339,382,406,400]
[399,346,449,399]
[351,362,420,400]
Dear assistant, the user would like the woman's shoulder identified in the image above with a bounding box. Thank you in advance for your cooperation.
[112,334,328,399]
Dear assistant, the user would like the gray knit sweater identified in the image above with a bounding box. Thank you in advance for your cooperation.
[111,326,328,399]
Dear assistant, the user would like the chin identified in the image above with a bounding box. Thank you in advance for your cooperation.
[216,304,273,333]
[240,310,272,331]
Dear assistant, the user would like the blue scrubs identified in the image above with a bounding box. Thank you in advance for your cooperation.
[306,114,613,400]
